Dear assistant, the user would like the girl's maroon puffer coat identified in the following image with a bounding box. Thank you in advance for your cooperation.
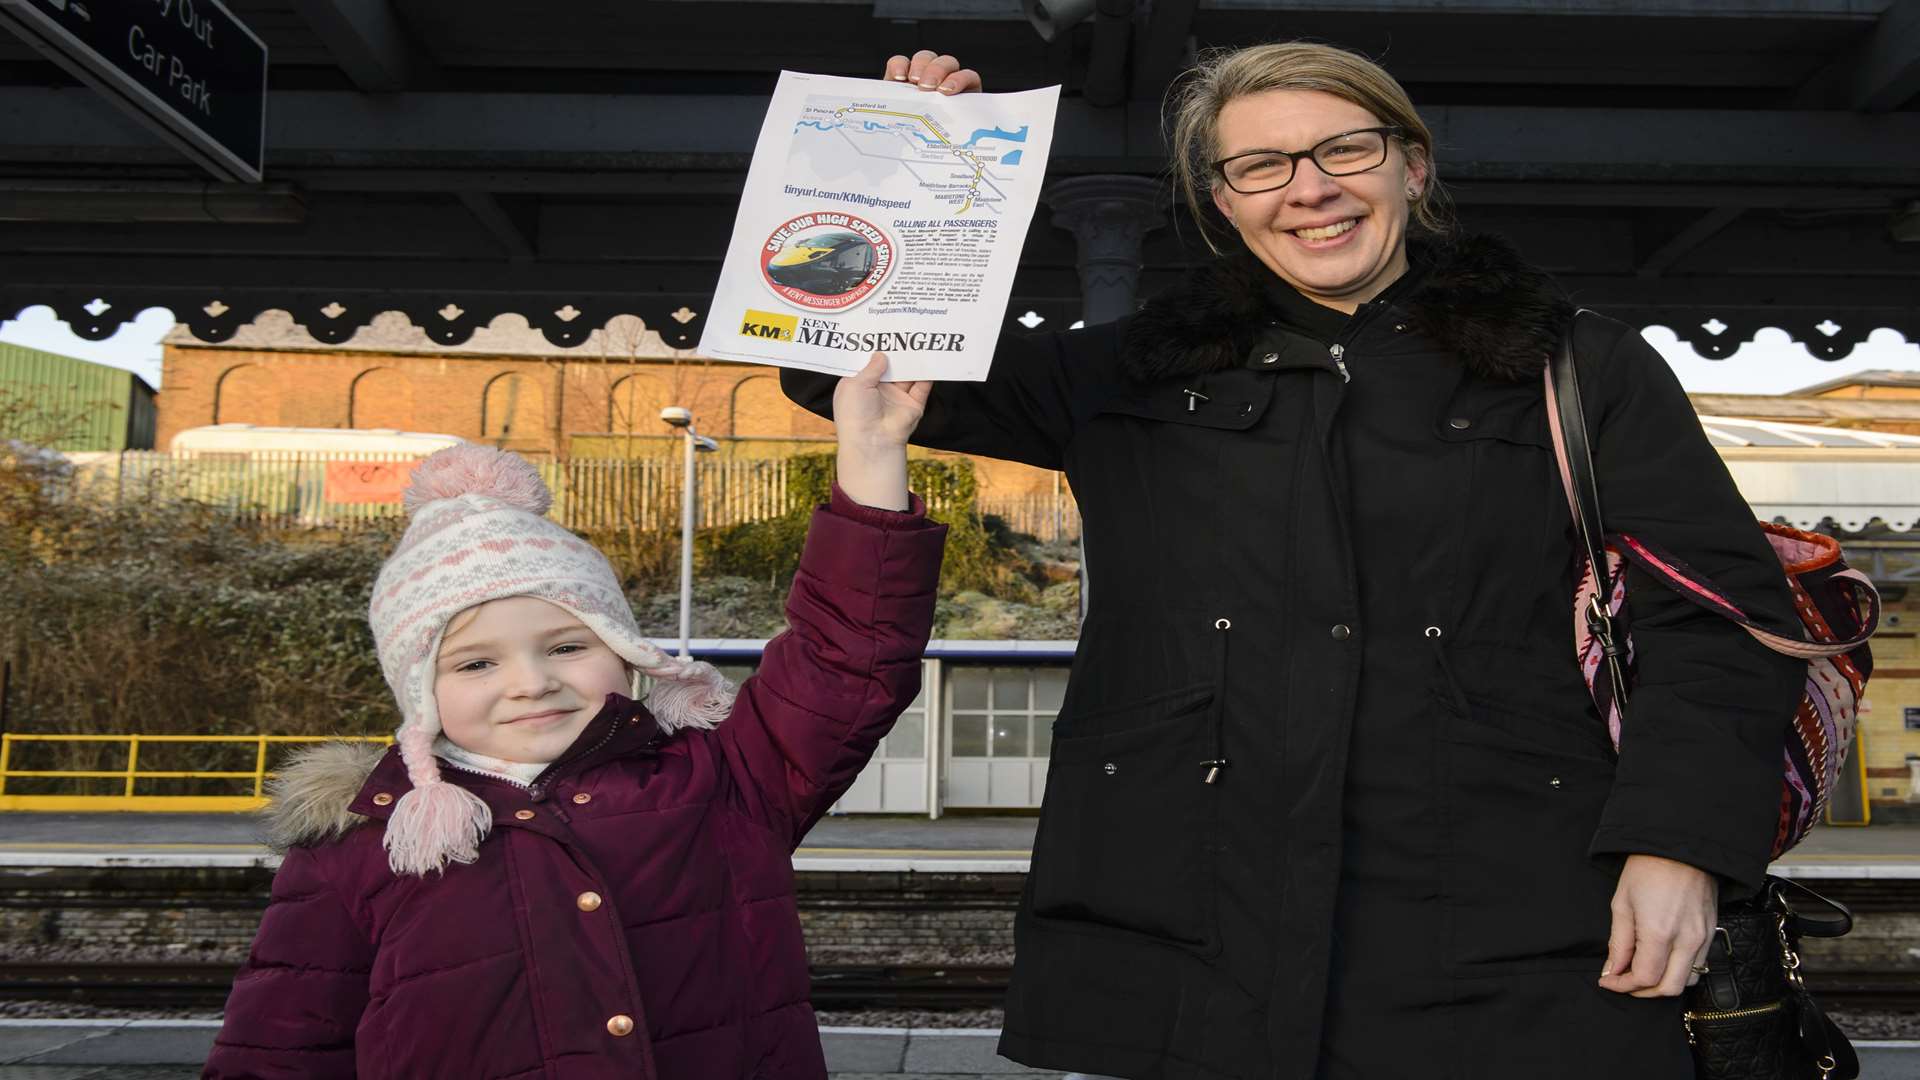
[204,493,946,1080]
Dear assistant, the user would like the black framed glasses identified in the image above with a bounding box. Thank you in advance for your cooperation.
[1212,126,1406,195]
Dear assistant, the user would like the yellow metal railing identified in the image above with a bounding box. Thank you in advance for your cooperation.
[0,734,391,812]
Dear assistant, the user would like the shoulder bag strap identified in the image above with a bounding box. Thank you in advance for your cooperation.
[1542,309,1632,708]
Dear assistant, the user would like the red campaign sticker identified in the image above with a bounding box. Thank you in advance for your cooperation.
[759,211,896,312]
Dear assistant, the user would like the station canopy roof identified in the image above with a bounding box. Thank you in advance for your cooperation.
[2,0,1916,361]
[1705,415,1920,532]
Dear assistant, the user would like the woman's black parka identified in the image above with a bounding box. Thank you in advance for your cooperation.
[781,235,1804,1080]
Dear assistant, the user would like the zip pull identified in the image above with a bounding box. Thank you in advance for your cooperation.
[1183,388,1209,412]
[1202,618,1231,784]
[1426,625,1472,717]
[1328,344,1351,383]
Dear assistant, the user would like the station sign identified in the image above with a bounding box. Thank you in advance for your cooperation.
[0,0,268,182]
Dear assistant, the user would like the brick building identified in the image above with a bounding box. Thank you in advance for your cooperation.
[157,311,832,455]
[156,310,1059,502]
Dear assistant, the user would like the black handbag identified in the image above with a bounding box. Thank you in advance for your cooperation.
[1546,316,1862,1080]
[1683,877,1859,1080]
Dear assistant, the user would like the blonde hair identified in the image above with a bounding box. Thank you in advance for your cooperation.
[1165,41,1454,253]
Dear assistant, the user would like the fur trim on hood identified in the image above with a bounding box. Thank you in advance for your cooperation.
[1123,232,1573,384]
[264,741,387,853]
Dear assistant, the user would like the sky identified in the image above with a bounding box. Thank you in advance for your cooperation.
[2,303,1917,396]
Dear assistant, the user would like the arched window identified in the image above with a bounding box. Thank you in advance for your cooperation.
[481,372,547,446]
[212,364,276,425]
[730,374,832,438]
[348,368,414,430]
[607,373,668,435]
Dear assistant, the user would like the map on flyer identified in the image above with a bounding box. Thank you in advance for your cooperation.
[699,71,1060,382]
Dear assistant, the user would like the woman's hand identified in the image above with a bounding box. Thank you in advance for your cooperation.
[884,51,982,94]
[833,352,933,511]
[1598,854,1719,998]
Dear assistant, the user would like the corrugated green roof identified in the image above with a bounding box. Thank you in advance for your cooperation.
[0,342,157,451]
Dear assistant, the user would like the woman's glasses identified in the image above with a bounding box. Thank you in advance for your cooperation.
[1213,127,1406,195]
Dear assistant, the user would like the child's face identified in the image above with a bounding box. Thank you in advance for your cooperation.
[433,596,630,764]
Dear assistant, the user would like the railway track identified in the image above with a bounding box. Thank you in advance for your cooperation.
[0,962,1910,1014]
[0,961,1013,1011]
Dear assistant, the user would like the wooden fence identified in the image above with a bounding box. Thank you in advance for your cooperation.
[977,493,1083,544]
[59,451,795,532]
[55,451,1083,539]
[56,447,1082,534]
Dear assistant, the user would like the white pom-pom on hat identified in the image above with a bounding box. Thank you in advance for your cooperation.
[403,443,552,517]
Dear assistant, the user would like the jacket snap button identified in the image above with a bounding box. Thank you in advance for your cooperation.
[1103,763,1117,776]
[1330,624,1352,641]
[1549,777,1563,789]
[1239,402,1253,415]
[577,891,603,912]
[572,792,592,805]
[514,809,535,821]
[1394,323,1408,333]
[371,793,393,806]
[607,1014,634,1037]
[1260,352,1278,364]
[1448,417,1472,430]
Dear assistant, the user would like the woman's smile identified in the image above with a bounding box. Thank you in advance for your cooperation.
[1288,215,1362,246]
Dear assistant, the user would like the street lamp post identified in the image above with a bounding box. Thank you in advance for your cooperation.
[659,406,719,660]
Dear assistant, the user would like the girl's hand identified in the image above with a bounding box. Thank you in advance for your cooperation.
[1598,853,1718,998]
[833,352,932,511]
[884,51,983,94]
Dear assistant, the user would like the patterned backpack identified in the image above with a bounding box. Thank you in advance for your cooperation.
[1544,314,1880,858]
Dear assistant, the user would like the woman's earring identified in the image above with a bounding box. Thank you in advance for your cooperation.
[1407,186,1420,199]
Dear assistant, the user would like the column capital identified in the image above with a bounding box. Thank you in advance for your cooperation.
[1042,175,1169,326]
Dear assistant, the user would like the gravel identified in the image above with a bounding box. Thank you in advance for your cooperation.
[814,1008,1006,1030]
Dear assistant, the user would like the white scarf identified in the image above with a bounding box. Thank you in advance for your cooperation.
[433,736,549,787]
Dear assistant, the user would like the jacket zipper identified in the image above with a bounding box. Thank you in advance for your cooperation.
[433,757,571,824]
[437,757,533,789]
[1202,618,1231,784]
[1425,626,1471,716]
[1323,293,1399,383]
[527,716,625,803]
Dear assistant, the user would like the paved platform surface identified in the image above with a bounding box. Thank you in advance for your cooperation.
[0,812,1041,871]
[0,813,1912,875]
[0,1022,1068,1076]
[0,1023,1915,1077]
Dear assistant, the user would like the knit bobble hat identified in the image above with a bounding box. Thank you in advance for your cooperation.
[368,443,735,876]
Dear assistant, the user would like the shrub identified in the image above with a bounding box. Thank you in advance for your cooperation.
[0,444,1080,775]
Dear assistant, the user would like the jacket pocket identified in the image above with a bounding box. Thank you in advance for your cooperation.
[1428,629,1620,974]
[1027,682,1222,955]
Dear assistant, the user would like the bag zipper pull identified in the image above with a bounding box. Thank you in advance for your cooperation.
[1329,343,1350,383]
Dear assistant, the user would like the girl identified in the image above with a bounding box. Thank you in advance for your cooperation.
[205,354,943,1080]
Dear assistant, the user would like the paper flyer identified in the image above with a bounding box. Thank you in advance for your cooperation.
[698,71,1061,381]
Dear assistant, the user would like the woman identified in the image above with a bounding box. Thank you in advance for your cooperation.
[783,43,1804,1080]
